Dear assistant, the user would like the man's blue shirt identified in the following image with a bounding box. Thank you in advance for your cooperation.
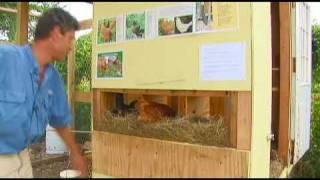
[0,44,72,154]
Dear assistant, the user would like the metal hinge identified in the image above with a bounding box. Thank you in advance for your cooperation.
[292,57,296,73]
[267,133,275,141]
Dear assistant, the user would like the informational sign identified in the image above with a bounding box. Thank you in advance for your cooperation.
[200,42,246,81]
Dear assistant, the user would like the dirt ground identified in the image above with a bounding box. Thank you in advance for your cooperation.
[29,142,92,178]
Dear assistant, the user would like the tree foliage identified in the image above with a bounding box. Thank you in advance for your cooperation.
[0,2,60,42]
[312,24,320,93]
[75,33,92,92]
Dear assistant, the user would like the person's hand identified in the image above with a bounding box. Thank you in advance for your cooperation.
[70,152,88,177]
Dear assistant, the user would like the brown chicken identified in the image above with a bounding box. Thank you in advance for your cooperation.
[159,19,175,35]
[101,20,116,42]
[134,97,176,122]
[97,57,107,72]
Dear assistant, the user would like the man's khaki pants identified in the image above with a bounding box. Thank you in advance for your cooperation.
[0,148,33,178]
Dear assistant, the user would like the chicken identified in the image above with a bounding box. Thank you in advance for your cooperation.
[97,57,107,72]
[112,94,137,116]
[101,20,116,42]
[159,19,175,35]
[175,17,192,33]
[131,20,144,38]
[134,97,176,122]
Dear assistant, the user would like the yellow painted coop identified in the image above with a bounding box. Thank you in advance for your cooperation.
[90,2,312,178]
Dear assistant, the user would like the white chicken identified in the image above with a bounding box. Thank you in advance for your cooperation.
[175,17,193,33]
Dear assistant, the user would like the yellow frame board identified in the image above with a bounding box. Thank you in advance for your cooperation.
[91,2,252,91]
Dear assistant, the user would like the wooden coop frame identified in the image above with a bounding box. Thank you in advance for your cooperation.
[89,2,275,178]
[91,2,312,178]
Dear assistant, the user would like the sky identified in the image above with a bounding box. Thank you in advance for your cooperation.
[309,2,320,25]
[58,2,93,39]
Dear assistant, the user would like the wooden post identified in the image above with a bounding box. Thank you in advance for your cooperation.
[278,2,291,165]
[250,3,272,177]
[68,46,76,129]
[227,92,252,150]
[16,2,29,45]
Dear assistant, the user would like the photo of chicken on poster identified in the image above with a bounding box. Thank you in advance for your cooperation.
[125,12,146,40]
[96,51,123,79]
[97,17,117,44]
[195,2,214,32]
[157,3,194,36]
[174,15,193,34]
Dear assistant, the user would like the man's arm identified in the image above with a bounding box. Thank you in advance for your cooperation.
[55,127,88,177]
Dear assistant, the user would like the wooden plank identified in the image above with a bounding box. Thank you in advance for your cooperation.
[278,2,291,165]
[126,94,141,104]
[271,2,280,151]
[79,19,92,30]
[210,97,225,116]
[229,92,238,148]
[92,131,249,178]
[0,6,40,17]
[167,96,178,112]
[74,91,92,103]
[272,68,280,88]
[178,96,187,116]
[271,2,280,69]
[236,92,252,150]
[187,97,210,117]
[92,90,114,131]
[100,89,229,97]
[67,47,76,129]
[225,92,252,149]
[16,2,29,45]
[250,3,272,177]
[271,92,280,149]
[142,95,167,104]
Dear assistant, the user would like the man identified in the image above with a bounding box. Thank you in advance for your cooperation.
[0,8,87,177]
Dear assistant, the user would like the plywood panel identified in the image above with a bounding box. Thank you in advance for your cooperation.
[210,97,225,116]
[92,2,252,91]
[278,2,291,164]
[187,97,210,117]
[92,131,249,178]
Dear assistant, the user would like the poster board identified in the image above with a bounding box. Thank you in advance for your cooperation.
[92,2,252,91]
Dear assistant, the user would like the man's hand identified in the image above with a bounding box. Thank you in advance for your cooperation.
[55,127,88,177]
[70,150,88,177]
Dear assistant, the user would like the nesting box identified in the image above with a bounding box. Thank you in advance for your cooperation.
[90,2,312,178]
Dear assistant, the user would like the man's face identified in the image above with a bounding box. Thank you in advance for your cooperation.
[50,26,75,60]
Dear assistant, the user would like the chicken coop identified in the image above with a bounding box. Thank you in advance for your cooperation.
[90,2,312,178]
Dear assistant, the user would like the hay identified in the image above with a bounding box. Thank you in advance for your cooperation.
[97,111,229,147]
[270,149,285,178]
